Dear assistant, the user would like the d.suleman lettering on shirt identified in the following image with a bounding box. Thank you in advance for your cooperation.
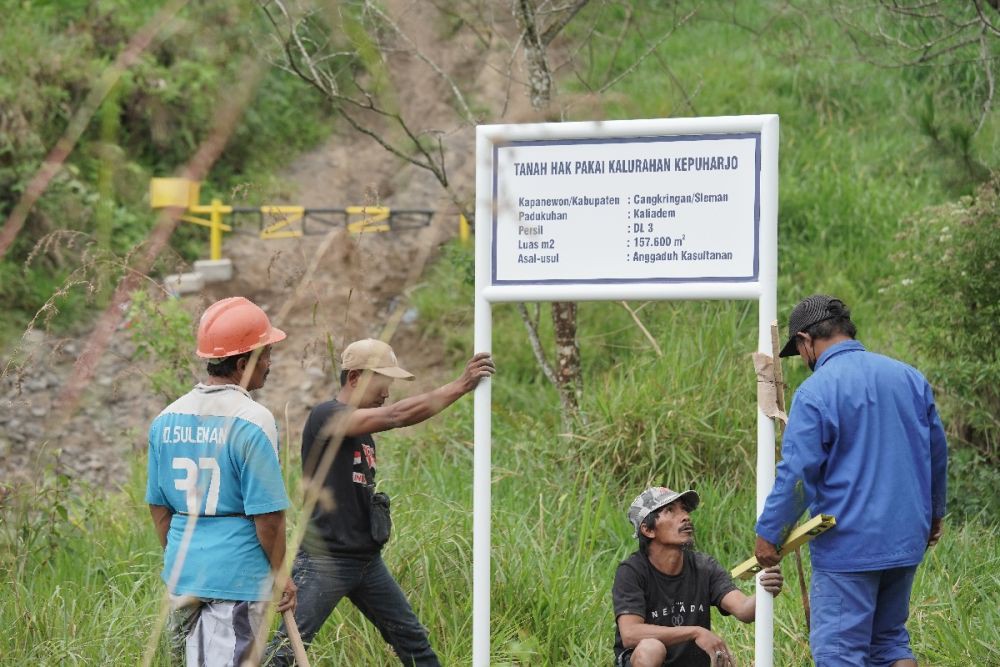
[160,425,230,445]
[165,384,280,454]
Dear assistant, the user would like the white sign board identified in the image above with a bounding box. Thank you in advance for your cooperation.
[492,134,760,285]
[473,115,779,667]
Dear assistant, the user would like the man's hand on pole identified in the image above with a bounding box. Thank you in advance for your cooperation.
[276,575,297,613]
[754,535,782,568]
[758,566,783,596]
[458,352,496,393]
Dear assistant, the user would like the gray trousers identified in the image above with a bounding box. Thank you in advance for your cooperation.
[169,594,270,666]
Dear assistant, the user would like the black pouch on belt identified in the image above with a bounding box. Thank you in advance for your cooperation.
[370,490,392,545]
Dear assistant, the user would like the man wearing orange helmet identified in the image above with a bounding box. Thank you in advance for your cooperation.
[146,296,297,666]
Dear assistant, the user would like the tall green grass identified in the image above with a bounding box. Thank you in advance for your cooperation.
[3,453,997,664]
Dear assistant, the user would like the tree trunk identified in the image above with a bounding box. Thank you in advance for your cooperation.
[551,301,581,414]
[514,0,585,427]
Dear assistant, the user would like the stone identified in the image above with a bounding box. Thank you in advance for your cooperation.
[24,377,48,392]
[401,307,419,324]
[193,259,234,283]
[162,272,205,296]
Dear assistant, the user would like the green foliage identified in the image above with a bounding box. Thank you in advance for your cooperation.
[837,0,999,184]
[443,240,475,287]
[0,469,75,573]
[3,459,998,665]
[0,0,335,348]
[889,174,1000,462]
[0,462,169,665]
[127,289,198,400]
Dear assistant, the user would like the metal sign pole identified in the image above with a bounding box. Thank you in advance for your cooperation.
[472,131,494,667]
[755,115,779,667]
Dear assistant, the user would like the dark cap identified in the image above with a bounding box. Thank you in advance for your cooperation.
[779,295,847,358]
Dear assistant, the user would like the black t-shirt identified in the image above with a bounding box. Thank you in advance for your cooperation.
[300,400,381,558]
[612,550,738,666]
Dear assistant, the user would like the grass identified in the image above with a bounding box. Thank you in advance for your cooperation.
[3,452,998,665]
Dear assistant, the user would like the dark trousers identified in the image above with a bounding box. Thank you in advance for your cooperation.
[266,550,440,666]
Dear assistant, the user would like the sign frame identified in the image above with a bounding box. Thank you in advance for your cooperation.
[472,115,779,666]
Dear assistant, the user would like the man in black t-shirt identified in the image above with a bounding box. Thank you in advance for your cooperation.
[267,339,495,666]
[613,487,783,667]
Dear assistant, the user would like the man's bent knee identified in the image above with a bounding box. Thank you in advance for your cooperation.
[631,638,667,667]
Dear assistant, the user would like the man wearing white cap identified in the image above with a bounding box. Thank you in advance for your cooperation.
[267,339,494,666]
[613,486,783,667]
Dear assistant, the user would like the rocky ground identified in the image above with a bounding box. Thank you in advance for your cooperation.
[0,0,537,491]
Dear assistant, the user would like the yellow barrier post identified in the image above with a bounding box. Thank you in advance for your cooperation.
[184,200,232,259]
[459,214,470,245]
[209,199,224,261]
[151,178,234,259]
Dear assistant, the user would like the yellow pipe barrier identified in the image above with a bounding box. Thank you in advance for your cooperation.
[260,206,305,239]
[346,206,391,233]
[152,178,432,258]
[187,200,233,261]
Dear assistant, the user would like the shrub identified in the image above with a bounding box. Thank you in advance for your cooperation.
[890,173,1000,461]
[127,289,197,400]
[0,1,335,348]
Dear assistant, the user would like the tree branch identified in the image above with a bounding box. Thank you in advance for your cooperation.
[620,301,663,358]
[540,0,591,47]
[518,303,559,388]
[514,0,553,109]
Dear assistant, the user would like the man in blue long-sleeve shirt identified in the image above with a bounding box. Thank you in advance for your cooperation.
[754,295,947,667]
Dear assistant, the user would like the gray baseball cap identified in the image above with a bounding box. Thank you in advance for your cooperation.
[779,294,847,358]
[627,486,700,538]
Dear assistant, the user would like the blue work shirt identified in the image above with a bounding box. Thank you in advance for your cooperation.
[756,340,947,571]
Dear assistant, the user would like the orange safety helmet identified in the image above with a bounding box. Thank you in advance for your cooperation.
[196,297,286,359]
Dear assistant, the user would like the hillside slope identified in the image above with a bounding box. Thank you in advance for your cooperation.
[0,0,534,488]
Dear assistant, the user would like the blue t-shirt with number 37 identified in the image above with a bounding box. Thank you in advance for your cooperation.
[146,383,289,601]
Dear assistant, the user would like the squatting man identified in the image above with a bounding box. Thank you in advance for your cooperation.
[613,486,783,667]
